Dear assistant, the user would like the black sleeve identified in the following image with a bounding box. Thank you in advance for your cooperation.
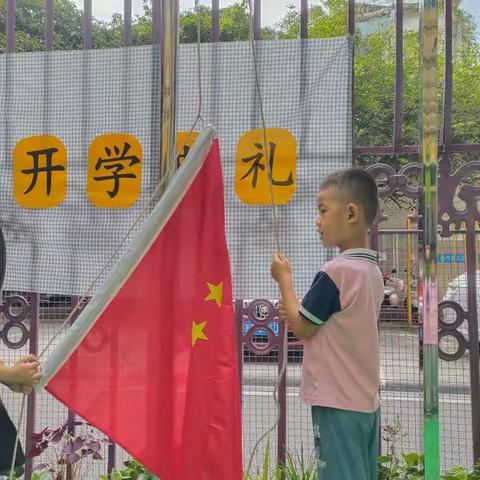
[299,271,341,325]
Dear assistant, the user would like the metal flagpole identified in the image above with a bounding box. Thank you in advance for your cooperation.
[160,0,179,186]
[420,0,440,477]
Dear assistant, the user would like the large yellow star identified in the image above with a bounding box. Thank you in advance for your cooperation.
[204,281,223,308]
[192,321,208,347]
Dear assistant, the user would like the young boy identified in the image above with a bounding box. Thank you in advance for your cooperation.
[0,354,41,474]
[271,168,384,480]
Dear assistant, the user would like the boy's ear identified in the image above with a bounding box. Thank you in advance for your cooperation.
[346,203,359,222]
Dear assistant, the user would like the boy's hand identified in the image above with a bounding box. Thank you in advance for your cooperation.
[8,355,41,387]
[271,253,292,286]
[277,300,288,322]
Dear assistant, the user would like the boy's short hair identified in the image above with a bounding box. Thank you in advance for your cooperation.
[320,168,379,225]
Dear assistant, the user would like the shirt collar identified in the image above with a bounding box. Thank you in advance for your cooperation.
[340,248,378,264]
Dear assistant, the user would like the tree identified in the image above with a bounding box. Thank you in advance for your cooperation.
[179,4,212,43]
[1,0,478,161]
[276,0,347,39]
[0,0,152,51]
[178,1,274,43]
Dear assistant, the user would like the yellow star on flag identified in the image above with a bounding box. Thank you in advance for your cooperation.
[204,281,223,308]
[192,321,208,347]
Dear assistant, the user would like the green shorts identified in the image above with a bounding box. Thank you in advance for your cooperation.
[311,406,379,480]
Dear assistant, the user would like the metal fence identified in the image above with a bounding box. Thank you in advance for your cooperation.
[237,228,480,473]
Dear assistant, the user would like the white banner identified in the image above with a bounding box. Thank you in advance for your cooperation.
[0,37,352,298]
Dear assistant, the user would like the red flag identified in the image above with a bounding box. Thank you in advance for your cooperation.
[46,140,243,480]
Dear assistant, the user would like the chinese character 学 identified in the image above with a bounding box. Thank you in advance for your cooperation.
[235,128,296,205]
[14,135,67,208]
[88,134,142,208]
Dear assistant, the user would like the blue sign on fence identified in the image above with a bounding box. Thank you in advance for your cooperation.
[243,319,279,336]
[437,253,466,264]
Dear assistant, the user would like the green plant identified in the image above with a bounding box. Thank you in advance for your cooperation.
[243,439,318,480]
[280,447,318,480]
[378,452,424,480]
[107,452,480,480]
[31,474,47,480]
[442,464,480,480]
[243,437,279,480]
[28,422,108,480]
[100,460,154,480]
[5,467,25,479]
[378,416,423,479]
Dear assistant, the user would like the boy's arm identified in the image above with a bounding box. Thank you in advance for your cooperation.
[271,253,318,340]
[277,281,318,340]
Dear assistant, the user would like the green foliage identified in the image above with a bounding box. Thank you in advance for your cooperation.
[276,0,347,39]
[100,459,155,480]
[441,464,480,480]
[279,447,318,480]
[243,436,278,480]
[94,453,480,480]
[179,4,213,43]
[31,474,47,480]
[243,439,318,480]
[354,28,396,149]
[378,452,424,480]
[1,0,479,166]
[378,416,423,480]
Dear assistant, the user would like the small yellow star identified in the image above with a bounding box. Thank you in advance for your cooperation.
[204,281,223,308]
[192,321,208,347]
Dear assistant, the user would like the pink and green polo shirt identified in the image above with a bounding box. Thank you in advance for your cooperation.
[299,248,384,413]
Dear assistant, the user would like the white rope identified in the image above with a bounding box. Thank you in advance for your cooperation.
[194,0,205,128]
[246,1,280,253]
[245,0,288,475]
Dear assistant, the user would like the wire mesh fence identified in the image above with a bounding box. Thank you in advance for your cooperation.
[1,225,479,477]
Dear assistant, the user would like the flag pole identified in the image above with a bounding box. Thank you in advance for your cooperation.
[420,0,440,477]
[36,126,216,391]
[160,0,179,187]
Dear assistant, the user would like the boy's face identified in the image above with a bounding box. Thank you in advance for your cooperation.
[316,187,359,249]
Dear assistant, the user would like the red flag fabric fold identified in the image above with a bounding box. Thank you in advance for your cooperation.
[46,140,243,480]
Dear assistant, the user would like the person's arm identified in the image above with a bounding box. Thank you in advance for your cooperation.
[0,355,41,392]
[0,361,7,382]
[0,360,24,392]
[0,358,12,384]
[271,253,318,340]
